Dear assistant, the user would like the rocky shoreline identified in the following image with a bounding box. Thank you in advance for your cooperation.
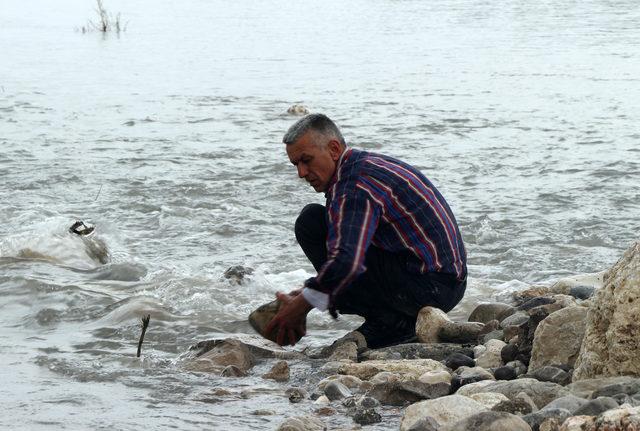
[184,241,640,431]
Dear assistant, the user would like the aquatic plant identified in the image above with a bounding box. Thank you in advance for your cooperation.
[80,0,126,34]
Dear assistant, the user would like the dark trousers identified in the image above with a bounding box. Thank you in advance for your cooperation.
[295,203,466,326]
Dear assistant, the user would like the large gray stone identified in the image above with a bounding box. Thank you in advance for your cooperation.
[566,376,640,399]
[528,306,588,372]
[277,415,326,431]
[469,303,516,324]
[522,408,571,431]
[573,242,640,381]
[573,396,619,416]
[542,395,588,414]
[458,378,569,409]
[441,411,532,431]
[361,343,474,362]
[400,395,488,430]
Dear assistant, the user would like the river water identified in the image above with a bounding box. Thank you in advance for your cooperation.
[1,0,639,429]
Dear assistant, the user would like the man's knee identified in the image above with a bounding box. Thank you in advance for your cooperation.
[294,203,326,242]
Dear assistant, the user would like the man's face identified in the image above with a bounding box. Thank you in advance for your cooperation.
[286,131,342,193]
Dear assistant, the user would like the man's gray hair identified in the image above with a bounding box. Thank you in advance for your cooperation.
[282,113,346,147]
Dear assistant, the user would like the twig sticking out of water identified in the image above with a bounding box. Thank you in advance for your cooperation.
[94,184,103,202]
[81,0,126,34]
[137,314,151,358]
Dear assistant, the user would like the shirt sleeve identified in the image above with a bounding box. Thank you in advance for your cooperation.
[304,188,381,305]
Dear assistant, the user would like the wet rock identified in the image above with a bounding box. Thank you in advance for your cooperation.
[528,306,588,372]
[361,343,474,361]
[223,265,253,283]
[339,358,447,380]
[566,376,640,399]
[527,366,572,386]
[252,409,276,415]
[276,415,326,431]
[469,303,516,324]
[307,332,366,360]
[475,339,506,368]
[513,286,552,306]
[220,365,247,377]
[356,395,380,408]
[501,312,530,328]
[404,416,440,431]
[262,360,290,382]
[451,366,495,391]
[319,374,363,391]
[286,387,307,403]
[185,339,254,372]
[323,381,352,401]
[469,392,510,409]
[502,343,519,363]
[416,306,484,343]
[573,396,619,416]
[518,297,556,311]
[573,242,640,381]
[367,381,451,406]
[568,285,595,300]
[543,395,589,414]
[314,407,335,416]
[287,104,310,115]
[494,366,517,381]
[353,406,382,425]
[523,408,571,431]
[191,335,302,360]
[492,398,535,416]
[444,352,475,371]
[400,395,488,431]
[440,411,532,431]
[458,378,569,409]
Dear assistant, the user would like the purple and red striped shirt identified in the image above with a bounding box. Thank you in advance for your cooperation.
[304,148,466,309]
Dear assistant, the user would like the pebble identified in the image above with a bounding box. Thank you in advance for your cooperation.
[285,387,307,404]
[220,365,247,377]
[314,406,335,416]
[323,381,352,401]
[314,395,330,405]
[419,370,452,385]
[353,407,382,425]
[262,360,290,382]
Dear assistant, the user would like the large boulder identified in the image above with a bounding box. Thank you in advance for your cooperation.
[457,378,569,409]
[400,395,488,430]
[529,306,588,372]
[440,411,532,431]
[573,241,640,381]
[276,415,326,431]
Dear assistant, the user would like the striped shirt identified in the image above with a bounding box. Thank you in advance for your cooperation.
[303,148,466,309]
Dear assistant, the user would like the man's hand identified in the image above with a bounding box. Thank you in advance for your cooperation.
[265,290,312,346]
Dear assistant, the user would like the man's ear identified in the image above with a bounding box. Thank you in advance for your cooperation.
[328,140,343,161]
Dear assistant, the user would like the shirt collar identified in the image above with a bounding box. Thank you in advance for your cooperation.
[324,147,353,199]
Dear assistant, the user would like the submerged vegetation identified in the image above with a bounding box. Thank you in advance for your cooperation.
[80,0,126,34]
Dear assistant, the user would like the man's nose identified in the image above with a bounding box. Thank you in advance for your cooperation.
[297,165,307,178]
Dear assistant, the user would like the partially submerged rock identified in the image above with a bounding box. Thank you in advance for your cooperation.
[184,339,254,373]
[276,415,326,431]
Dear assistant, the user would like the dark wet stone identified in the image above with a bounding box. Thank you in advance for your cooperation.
[360,343,474,362]
[438,321,485,344]
[444,352,475,371]
[491,398,535,416]
[501,344,519,364]
[367,381,450,406]
[569,285,595,300]
[528,366,571,386]
[573,396,619,416]
[493,366,517,381]
[353,407,382,425]
[285,387,307,404]
[223,265,253,283]
[518,297,555,311]
[590,381,640,399]
[357,396,380,408]
[324,381,352,401]
[522,408,571,431]
[451,366,494,391]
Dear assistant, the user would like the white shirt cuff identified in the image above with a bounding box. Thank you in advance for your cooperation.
[302,287,329,311]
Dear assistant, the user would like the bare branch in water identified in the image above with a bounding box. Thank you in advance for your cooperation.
[94,184,103,202]
[137,314,151,358]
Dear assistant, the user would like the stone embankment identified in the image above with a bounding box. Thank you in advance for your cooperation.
[184,241,640,430]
